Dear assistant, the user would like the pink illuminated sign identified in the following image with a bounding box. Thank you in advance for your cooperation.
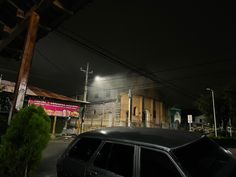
[28,99,80,117]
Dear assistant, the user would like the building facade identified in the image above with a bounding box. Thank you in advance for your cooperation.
[83,73,170,131]
[83,93,169,131]
[120,94,169,127]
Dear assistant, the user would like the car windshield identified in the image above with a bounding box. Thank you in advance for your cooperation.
[172,137,236,177]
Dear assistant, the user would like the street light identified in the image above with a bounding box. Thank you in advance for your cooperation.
[95,76,102,81]
[206,88,218,137]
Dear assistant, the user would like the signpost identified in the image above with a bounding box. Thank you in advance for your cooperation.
[188,115,193,131]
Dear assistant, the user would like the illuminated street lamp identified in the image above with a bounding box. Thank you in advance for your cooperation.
[206,88,218,137]
[95,76,102,81]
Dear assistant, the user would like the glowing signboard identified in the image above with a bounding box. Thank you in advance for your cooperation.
[28,99,80,117]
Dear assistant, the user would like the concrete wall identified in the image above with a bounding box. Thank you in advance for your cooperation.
[83,102,120,131]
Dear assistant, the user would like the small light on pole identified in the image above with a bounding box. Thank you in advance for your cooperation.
[95,76,103,82]
[206,88,218,137]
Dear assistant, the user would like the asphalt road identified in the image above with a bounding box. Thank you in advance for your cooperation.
[33,139,71,177]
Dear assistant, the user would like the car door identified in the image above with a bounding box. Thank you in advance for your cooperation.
[63,137,102,177]
[86,141,135,177]
[138,146,185,177]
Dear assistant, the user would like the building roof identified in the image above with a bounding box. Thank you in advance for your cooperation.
[0,79,89,104]
[80,127,203,150]
[0,0,92,59]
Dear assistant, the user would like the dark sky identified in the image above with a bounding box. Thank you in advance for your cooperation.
[0,0,235,109]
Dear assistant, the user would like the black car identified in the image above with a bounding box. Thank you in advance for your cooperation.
[57,127,236,177]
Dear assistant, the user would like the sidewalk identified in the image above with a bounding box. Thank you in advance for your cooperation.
[50,134,76,143]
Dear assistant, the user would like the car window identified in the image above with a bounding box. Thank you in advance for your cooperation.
[140,148,182,177]
[94,142,134,177]
[172,137,236,177]
[68,137,101,162]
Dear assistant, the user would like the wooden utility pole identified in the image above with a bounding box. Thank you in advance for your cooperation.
[8,12,40,125]
[51,116,57,139]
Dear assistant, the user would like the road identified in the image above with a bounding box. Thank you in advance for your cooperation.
[33,139,71,177]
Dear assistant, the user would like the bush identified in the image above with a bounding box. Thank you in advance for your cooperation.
[0,105,51,177]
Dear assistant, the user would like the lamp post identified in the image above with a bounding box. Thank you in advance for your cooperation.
[206,88,218,137]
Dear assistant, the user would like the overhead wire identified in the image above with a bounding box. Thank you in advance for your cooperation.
[54,28,198,99]
[166,69,236,82]
[35,47,68,74]
[152,58,236,73]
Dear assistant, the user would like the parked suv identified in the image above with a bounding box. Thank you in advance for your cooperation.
[57,127,236,177]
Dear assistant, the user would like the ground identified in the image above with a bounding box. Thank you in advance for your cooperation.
[33,138,72,177]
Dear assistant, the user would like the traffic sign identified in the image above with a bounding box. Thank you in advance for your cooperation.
[187,115,193,123]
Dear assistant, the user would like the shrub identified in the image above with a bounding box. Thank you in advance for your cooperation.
[0,105,51,177]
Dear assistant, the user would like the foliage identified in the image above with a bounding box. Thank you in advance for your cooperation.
[0,105,51,177]
[195,86,236,128]
[195,93,212,123]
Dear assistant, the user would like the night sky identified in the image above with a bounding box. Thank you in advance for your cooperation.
[0,0,235,109]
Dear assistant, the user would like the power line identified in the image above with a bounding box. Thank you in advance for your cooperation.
[166,69,236,82]
[152,58,236,73]
[54,28,197,99]
[35,47,67,74]
[55,29,162,83]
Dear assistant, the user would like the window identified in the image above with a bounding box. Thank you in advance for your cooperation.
[133,107,136,116]
[94,142,134,177]
[153,110,156,118]
[173,137,235,177]
[94,93,99,98]
[106,91,110,97]
[140,148,182,177]
[68,138,101,162]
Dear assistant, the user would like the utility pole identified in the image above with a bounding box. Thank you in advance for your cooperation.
[128,89,132,127]
[80,63,93,102]
[101,102,104,127]
[80,63,93,133]
[9,12,39,125]
[206,88,218,137]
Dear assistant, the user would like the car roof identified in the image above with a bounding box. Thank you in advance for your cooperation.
[79,127,203,150]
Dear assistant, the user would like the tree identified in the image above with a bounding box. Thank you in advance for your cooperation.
[195,88,236,134]
[0,105,51,177]
[195,93,213,123]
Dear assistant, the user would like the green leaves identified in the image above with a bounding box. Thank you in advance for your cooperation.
[0,105,51,177]
[195,89,236,127]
